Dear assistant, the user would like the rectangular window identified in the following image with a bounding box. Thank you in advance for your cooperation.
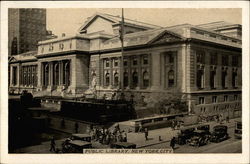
[132,58,138,66]
[224,95,228,102]
[143,55,148,65]
[198,97,205,104]
[232,56,239,67]
[234,95,238,101]
[212,96,217,103]
[222,55,229,66]
[210,53,217,65]
[222,71,227,88]
[197,69,204,89]
[114,59,119,67]
[169,53,174,63]
[196,51,205,64]
[123,60,128,66]
[105,59,110,68]
[210,70,216,89]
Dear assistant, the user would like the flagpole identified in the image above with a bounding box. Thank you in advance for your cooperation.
[120,8,124,94]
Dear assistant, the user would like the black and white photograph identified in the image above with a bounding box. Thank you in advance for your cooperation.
[1,1,249,164]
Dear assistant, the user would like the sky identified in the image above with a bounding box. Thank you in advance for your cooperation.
[47,8,242,36]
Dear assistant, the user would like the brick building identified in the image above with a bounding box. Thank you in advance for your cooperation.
[9,12,242,118]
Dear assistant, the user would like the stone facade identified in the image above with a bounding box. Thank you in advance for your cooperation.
[9,13,242,117]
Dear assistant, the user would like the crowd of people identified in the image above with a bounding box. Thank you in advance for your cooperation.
[89,124,127,145]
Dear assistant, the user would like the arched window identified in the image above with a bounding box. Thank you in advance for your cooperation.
[210,70,216,89]
[44,64,49,86]
[132,71,138,88]
[54,63,59,86]
[143,71,149,88]
[105,73,110,86]
[168,70,174,87]
[197,69,204,89]
[114,72,119,87]
[65,61,70,86]
[232,72,238,88]
[124,72,129,87]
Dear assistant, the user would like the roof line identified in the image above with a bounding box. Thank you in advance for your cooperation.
[100,12,161,28]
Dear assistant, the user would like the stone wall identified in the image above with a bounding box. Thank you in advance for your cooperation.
[47,115,92,134]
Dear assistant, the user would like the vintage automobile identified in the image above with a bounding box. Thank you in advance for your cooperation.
[210,125,229,142]
[197,124,210,132]
[188,130,211,147]
[176,127,196,145]
[71,133,92,142]
[110,142,136,149]
[234,120,242,139]
[62,139,92,153]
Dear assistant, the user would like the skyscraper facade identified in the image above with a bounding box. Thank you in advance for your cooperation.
[8,8,47,56]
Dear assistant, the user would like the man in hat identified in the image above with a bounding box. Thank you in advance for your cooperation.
[170,137,176,150]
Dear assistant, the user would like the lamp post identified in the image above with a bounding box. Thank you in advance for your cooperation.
[119,8,125,98]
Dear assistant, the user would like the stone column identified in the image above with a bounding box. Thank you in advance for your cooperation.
[151,52,161,90]
[59,61,63,86]
[10,66,13,87]
[48,62,53,88]
[138,55,142,89]
[37,61,42,90]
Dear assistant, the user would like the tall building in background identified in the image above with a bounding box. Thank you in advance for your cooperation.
[8,8,47,56]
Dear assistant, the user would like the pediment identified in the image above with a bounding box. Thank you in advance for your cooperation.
[8,56,18,63]
[148,30,184,45]
[78,14,118,33]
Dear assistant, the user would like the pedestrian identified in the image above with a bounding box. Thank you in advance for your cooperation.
[74,122,79,133]
[50,136,56,152]
[226,116,230,123]
[138,123,143,133]
[123,131,127,142]
[176,121,180,130]
[171,120,175,130]
[216,115,219,123]
[118,130,123,142]
[219,114,223,124]
[170,137,176,150]
[144,128,148,141]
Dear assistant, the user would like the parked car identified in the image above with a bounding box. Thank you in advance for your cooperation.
[71,133,92,142]
[210,125,229,142]
[176,127,196,145]
[62,140,92,153]
[197,124,210,132]
[234,120,242,139]
[110,142,136,149]
[188,130,211,147]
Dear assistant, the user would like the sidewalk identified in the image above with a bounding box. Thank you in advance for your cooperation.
[13,118,238,153]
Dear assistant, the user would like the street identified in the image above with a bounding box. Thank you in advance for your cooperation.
[140,121,242,153]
